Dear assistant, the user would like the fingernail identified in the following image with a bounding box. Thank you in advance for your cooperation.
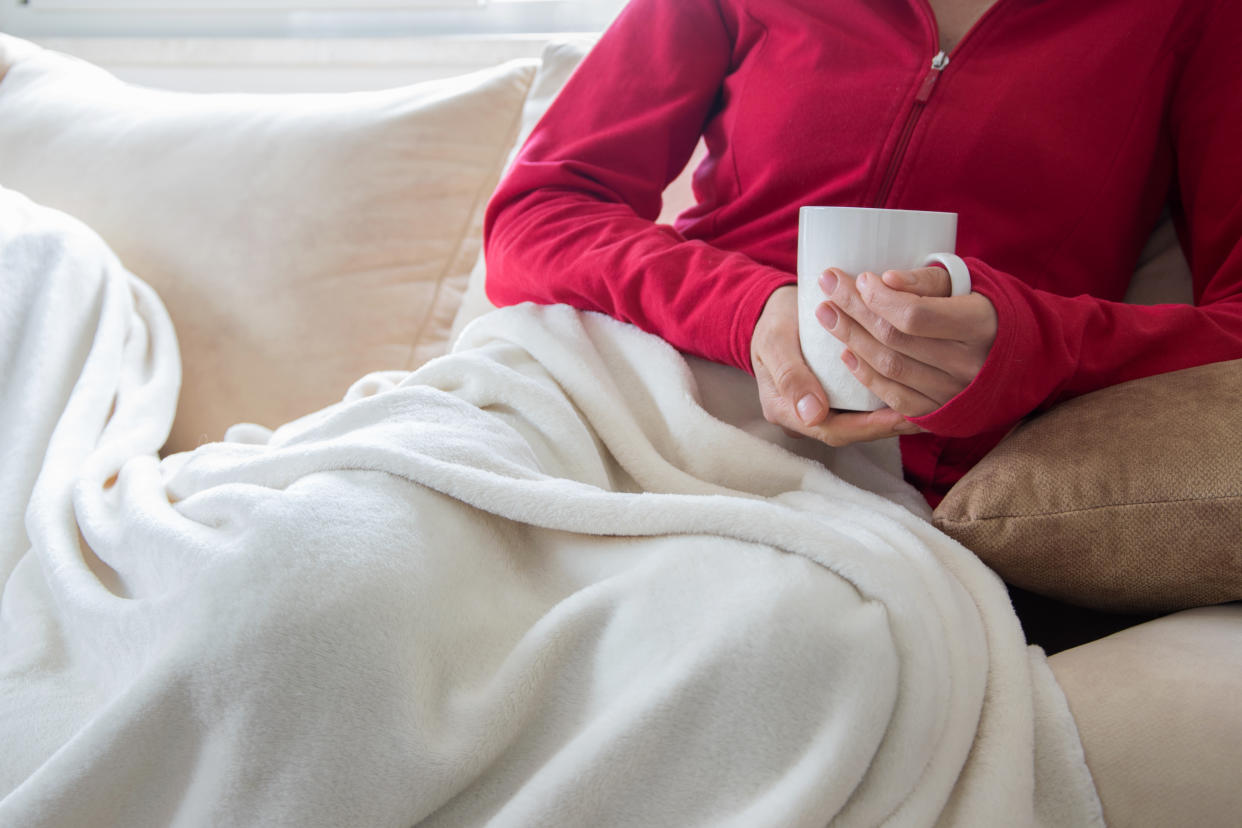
[796,394,822,424]
[884,270,917,286]
[841,350,858,370]
[816,303,838,329]
[819,270,838,294]
[896,421,923,434]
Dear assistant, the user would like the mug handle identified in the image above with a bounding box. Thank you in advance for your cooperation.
[924,253,971,297]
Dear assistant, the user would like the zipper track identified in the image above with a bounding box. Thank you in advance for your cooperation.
[872,0,1011,207]
[873,50,948,207]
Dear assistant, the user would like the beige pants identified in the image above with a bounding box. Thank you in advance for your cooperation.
[1050,604,1242,827]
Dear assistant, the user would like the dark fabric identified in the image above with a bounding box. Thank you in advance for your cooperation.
[1006,586,1161,655]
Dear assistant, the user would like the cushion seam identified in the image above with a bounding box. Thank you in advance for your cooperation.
[936,491,1242,525]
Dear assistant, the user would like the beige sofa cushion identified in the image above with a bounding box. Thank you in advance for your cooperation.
[0,34,535,453]
[934,359,1242,614]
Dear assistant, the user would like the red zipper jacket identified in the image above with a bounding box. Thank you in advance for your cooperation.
[483,0,1242,505]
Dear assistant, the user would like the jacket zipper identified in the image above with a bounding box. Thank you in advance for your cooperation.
[874,50,949,207]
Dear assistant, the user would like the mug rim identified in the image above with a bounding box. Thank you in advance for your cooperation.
[799,205,957,219]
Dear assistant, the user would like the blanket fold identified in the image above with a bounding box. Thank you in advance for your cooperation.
[0,186,1102,827]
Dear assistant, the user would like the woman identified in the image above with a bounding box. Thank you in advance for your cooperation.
[484,0,1242,823]
[483,0,1242,505]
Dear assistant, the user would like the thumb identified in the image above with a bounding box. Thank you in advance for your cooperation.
[879,265,951,298]
[754,335,829,426]
[770,354,829,426]
[751,284,829,428]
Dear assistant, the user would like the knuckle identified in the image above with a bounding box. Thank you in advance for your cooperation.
[832,311,854,341]
[832,282,855,311]
[896,303,928,333]
[875,350,905,381]
[769,362,803,395]
[889,391,917,415]
[880,393,914,419]
[873,318,904,346]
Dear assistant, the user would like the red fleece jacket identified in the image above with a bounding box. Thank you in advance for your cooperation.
[483,0,1242,505]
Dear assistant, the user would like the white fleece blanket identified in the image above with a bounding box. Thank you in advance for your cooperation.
[0,186,1103,827]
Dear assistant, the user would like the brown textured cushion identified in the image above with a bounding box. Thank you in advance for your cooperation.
[934,359,1242,614]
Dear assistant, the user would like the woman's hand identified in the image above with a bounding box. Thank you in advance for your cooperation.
[750,285,924,446]
[816,266,998,417]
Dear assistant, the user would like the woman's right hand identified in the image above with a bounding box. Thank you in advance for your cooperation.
[750,285,923,446]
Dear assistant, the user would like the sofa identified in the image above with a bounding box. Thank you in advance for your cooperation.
[1,31,1239,827]
[3,28,1234,618]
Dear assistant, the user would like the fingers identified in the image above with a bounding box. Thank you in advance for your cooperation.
[817,276,966,404]
[820,269,994,382]
[811,407,925,446]
[860,270,995,343]
[821,269,954,354]
[841,349,939,417]
[750,285,922,446]
[756,348,922,445]
[809,265,999,422]
[764,380,923,445]
[755,334,917,445]
[817,300,964,404]
[879,265,952,298]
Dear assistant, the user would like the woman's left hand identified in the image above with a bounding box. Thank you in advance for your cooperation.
[816,266,998,418]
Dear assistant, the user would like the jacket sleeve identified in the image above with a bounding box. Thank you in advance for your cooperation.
[482,0,793,373]
[912,0,1242,439]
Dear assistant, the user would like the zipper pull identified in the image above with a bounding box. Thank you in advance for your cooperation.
[915,50,949,103]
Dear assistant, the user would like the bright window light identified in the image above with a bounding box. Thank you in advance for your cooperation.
[22,0,482,8]
[1,0,628,37]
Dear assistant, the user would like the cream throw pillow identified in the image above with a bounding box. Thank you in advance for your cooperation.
[0,34,535,453]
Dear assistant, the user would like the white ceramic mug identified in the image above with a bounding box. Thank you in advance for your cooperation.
[797,206,970,411]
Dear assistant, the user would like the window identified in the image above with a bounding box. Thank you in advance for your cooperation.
[2,0,628,37]
[24,0,480,6]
